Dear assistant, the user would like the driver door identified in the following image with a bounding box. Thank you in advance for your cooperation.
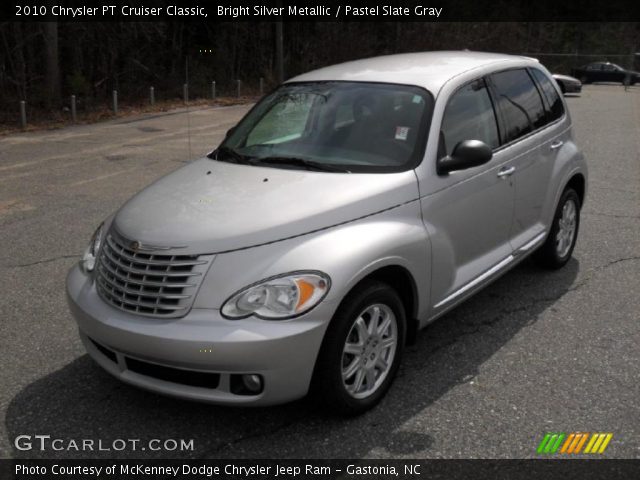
[420,78,515,316]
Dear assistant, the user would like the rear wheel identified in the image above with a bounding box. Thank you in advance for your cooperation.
[534,188,581,269]
[313,280,406,415]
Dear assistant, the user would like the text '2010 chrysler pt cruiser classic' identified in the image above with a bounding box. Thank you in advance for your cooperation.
[67,51,587,414]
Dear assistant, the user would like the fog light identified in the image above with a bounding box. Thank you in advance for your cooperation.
[242,374,263,393]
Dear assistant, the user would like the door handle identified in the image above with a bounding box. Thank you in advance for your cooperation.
[497,166,515,178]
[550,140,564,150]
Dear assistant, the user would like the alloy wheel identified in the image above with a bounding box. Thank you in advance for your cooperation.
[341,304,398,399]
[556,198,577,258]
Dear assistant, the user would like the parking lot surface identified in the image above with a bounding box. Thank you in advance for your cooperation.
[1,86,639,459]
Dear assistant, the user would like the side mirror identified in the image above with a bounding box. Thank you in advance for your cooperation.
[225,126,236,138]
[436,139,493,175]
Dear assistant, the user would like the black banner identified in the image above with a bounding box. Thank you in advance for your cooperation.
[3,459,640,480]
[3,0,640,22]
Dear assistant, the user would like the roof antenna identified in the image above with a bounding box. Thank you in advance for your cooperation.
[185,56,192,159]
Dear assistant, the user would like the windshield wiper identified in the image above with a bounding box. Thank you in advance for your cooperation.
[211,146,251,164]
[250,156,350,173]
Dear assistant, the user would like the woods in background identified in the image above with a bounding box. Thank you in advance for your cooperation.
[1,21,639,124]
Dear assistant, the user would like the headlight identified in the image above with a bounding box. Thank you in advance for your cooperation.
[221,271,330,320]
[81,223,104,273]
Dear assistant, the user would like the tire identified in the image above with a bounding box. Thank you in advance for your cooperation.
[534,188,581,269]
[579,76,589,84]
[312,280,406,415]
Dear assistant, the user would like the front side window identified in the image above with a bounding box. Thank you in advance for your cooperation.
[219,82,433,173]
[490,69,547,143]
[530,68,565,122]
[440,79,499,157]
[586,63,602,71]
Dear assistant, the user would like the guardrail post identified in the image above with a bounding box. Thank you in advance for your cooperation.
[112,90,118,114]
[20,100,26,129]
[150,86,155,105]
[211,81,216,100]
[237,79,241,98]
[183,83,188,104]
[71,95,77,123]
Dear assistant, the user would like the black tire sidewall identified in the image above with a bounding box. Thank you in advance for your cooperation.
[313,281,406,415]
[537,188,581,268]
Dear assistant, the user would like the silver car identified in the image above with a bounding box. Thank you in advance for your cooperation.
[67,51,587,414]
[552,73,583,94]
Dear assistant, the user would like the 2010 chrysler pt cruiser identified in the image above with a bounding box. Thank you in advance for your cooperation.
[67,51,587,414]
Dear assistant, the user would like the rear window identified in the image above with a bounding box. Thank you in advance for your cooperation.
[490,69,547,144]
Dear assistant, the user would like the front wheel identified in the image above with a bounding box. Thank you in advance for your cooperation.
[534,188,581,269]
[313,281,406,415]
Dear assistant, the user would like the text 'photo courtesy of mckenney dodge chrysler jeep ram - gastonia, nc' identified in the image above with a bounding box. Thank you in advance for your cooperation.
[66,51,587,415]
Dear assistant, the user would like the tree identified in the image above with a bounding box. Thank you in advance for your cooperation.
[42,21,60,107]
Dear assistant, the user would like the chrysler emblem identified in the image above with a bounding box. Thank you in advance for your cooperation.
[130,241,142,252]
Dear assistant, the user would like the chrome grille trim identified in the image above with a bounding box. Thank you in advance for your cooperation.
[96,231,213,318]
[101,246,202,278]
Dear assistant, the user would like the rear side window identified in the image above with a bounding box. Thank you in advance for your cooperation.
[440,79,500,157]
[490,69,547,144]
[530,69,564,122]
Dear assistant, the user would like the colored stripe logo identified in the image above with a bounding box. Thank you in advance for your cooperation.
[537,433,613,454]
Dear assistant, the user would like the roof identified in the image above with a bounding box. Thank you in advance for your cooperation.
[287,51,537,94]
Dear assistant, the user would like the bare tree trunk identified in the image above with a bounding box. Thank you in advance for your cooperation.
[275,21,284,83]
[42,21,60,107]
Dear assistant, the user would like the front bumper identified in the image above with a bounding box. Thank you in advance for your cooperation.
[564,82,582,93]
[66,265,333,406]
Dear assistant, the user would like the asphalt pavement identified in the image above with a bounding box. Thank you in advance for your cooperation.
[1,86,639,459]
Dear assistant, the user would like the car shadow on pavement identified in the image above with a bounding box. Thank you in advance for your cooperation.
[5,258,579,459]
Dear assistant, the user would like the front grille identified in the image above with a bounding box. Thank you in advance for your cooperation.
[96,231,212,318]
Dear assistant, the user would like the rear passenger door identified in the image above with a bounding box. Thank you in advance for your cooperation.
[488,68,564,253]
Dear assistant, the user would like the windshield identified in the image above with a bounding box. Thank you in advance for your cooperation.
[216,82,433,173]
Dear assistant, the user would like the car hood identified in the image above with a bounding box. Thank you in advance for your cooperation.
[112,158,420,254]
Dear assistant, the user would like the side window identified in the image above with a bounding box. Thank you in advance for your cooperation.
[530,68,565,122]
[440,79,499,157]
[586,64,601,71]
[489,69,547,143]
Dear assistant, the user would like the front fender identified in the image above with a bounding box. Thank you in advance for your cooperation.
[194,201,431,320]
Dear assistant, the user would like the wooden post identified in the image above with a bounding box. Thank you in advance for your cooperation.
[20,101,27,129]
[71,95,77,123]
